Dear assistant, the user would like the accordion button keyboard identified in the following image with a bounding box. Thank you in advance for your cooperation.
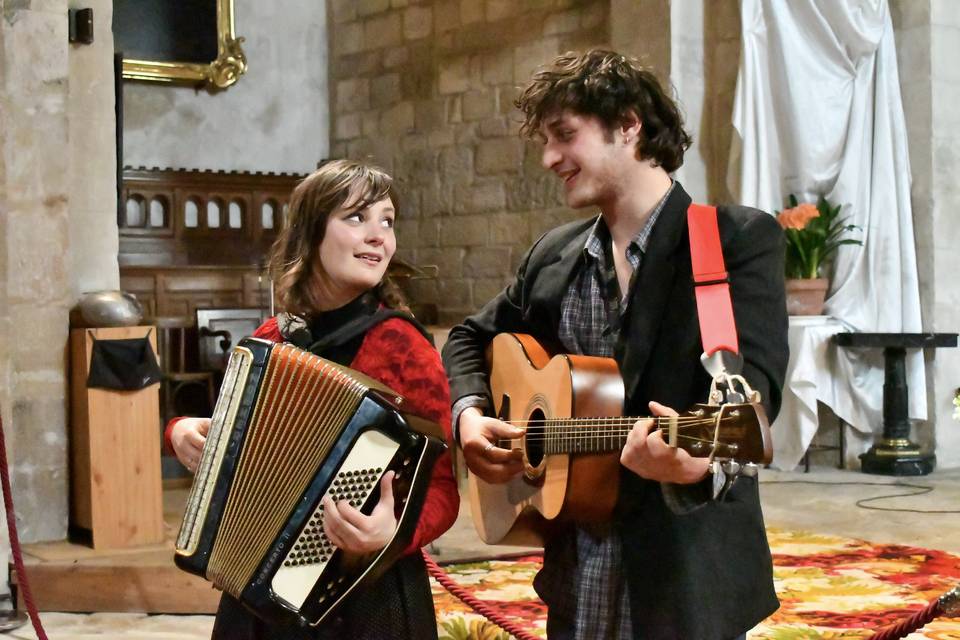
[271,429,401,609]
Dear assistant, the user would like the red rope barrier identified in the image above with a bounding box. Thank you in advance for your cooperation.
[423,550,541,640]
[0,408,49,639]
[868,585,959,640]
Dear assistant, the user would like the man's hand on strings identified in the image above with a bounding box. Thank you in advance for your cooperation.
[620,401,711,484]
[322,470,398,554]
[459,407,525,484]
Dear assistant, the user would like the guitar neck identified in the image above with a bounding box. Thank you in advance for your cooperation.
[541,416,669,455]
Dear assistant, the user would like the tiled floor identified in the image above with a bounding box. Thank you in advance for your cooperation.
[6,465,960,639]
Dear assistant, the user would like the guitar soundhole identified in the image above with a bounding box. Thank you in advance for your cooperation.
[525,408,546,468]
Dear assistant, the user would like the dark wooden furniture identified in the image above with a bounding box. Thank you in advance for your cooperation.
[119,166,303,268]
[149,316,217,423]
[833,332,958,475]
[196,307,268,372]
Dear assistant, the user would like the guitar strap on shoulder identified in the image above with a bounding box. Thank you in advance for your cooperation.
[686,203,739,364]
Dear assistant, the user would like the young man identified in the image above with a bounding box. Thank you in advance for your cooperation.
[442,50,789,639]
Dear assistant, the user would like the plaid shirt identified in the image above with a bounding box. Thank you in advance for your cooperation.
[538,182,674,640]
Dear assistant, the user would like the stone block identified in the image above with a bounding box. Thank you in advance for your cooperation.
[447,95,464,123]
[486,0,521,22]
[421,183,454,217]
[932,0,960,27]
[439,57,470,95]
[371,73,402,107]
[403,277,439,308]
[476,137,524,174]
[472,277,509,305]
[544,10,581,35]
[5,107,69,206]
[461,0,484,25]
[482,50,515,85]
[581,2,606,29]
[440,146,475,182]
[6,10,68,94]
[437,278,473,307]
[455,122,479,145]
[404,5,433,39]
[12,465,68,543]
[9,304,69,372]
[380,101,416,133]
[335,21,365,55]
[434,0,461,33]
[383,45,410,69]
[365,11,404,49]
[417,218,442,247]
[69,115,116,213]
[464,247,512,278]
[334,113,362,140]
[429,128,456,147]
[336,78,370,113]
[331,0,359,23]
[498,84,523,114]
[11,398,67,469]
[442,215,490,245]
[478,117,513,138]
[415,98,446,130]
[462,90,497,121]
[358,0,391,17]
[362,111,381,136]
[7,209,69,304]
[489,212,532,245]
[416,247,466,277]
[453,183,507,215]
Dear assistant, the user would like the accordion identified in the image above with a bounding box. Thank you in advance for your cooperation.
[174,337,447,627]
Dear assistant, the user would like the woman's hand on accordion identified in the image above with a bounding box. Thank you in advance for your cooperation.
[170,417,210,474]
[322,470,399,554]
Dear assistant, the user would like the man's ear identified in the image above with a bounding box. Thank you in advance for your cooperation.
[619,110,642,143]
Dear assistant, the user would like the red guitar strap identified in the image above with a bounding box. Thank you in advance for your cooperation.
[687,204,739,357]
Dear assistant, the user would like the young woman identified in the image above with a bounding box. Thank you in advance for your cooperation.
[166,159,459,639]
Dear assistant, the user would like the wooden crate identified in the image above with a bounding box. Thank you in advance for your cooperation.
[69,326,165,548]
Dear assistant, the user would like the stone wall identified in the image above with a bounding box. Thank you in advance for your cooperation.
[0,0,73,542]
[123,0,329,174]
[326,0,610,324]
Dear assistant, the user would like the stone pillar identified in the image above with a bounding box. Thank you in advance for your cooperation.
[0,0,73,543]
[68,0,120,298]
[892,0,960,468]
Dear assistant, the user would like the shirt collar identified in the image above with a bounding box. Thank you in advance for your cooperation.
[582,180,676,262]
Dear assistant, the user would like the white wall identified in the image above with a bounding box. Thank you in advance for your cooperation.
[123,0,329,173]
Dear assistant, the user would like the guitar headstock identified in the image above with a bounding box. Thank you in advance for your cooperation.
[667,402,772,465]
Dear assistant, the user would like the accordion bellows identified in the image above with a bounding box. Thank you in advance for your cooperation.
[175,338,446,626]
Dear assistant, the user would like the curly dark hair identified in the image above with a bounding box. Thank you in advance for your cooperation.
[515,49,692,173]
[268,159,407,317]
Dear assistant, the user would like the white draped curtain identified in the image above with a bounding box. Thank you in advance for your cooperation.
[729,0,925,466]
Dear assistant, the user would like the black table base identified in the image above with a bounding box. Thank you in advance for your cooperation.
[834,332,957,477]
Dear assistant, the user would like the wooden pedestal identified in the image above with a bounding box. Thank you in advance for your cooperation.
[69,326,165,548]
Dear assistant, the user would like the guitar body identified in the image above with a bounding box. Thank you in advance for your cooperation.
[468,333,625,545]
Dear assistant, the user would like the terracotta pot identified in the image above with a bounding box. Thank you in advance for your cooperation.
[784,278,829,316]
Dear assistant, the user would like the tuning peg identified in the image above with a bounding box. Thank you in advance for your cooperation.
[740,463,760,478]
[720,460,741,476]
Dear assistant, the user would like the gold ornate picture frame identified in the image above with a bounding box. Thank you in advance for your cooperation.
[120,0,247,90]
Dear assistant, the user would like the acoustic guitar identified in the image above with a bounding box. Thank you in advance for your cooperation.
[468,332,772,546]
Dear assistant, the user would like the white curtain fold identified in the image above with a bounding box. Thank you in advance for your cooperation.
[730,0,925,462]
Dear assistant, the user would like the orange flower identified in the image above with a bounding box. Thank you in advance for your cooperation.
[777,203,820,230]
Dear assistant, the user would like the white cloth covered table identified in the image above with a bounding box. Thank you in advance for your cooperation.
[772,315,885,471]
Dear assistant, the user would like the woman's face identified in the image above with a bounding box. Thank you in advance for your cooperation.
[313,194,396,309]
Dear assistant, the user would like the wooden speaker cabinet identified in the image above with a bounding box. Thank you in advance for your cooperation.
[69,326,165,548]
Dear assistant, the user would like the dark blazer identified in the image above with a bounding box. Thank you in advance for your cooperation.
[442,183,789,639]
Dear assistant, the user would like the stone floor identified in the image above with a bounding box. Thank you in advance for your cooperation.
[5,464,960,639]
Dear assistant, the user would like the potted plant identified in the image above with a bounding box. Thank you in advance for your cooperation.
[776,195,862,315]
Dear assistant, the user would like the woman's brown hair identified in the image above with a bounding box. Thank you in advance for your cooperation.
[268,159,406,317]
[515,49,692,173]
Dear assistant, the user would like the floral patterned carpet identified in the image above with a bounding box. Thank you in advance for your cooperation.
[430,528,960,640]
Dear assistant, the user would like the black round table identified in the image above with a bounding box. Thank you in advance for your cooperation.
[832,332,957,476]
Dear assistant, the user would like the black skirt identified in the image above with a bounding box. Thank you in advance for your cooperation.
[211,552,439,640]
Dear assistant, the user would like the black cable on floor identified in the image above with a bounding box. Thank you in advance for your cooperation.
[760,480,960,514]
